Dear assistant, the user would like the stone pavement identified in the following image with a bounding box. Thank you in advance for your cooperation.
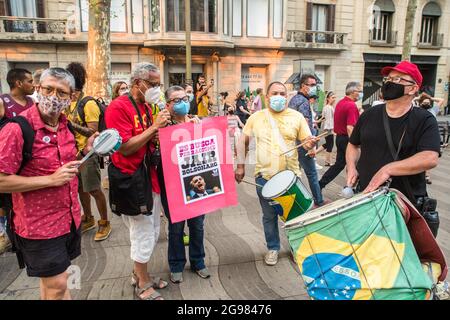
[1,141,449,300]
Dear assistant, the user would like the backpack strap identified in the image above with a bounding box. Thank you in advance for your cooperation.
[76,95,97,126]
[9,116,35,174]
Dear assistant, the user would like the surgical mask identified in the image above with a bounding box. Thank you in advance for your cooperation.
[38,94,71,116]
[309,86,317,97]
[269,95,287,112]
[187,93,194,103]
[119,89,129,96]
[173,101,190,115]
[381,82,406,101]
[140,84,161,104]
[357,92,364,101]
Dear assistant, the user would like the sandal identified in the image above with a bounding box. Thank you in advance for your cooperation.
[131,271,168,289]
[134,282,163,300]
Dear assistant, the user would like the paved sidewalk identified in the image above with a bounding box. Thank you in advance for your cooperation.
[1,147,449,300]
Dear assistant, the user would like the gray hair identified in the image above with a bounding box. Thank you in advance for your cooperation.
[345,81,362,96]
[130,62,159,84]
[40,67,76,91]
[165,85,185,101]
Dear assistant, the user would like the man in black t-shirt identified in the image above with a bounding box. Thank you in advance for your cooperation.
[346,61,440,202]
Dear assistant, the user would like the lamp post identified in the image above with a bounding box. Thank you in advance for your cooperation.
[185,0,192,85]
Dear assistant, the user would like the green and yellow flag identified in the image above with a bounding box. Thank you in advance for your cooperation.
[286,192,432,300]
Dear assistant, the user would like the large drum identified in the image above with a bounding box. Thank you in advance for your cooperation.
[261,170,313,222]
[284,189,434,300]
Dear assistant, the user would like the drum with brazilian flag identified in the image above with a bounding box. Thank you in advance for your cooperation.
[285,189,433,300]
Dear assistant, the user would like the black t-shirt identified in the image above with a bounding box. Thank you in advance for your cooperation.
[349,104,440,198]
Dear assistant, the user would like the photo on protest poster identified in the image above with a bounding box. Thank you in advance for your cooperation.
[177,136,225,204]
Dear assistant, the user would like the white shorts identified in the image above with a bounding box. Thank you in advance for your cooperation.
[121,193,162,264]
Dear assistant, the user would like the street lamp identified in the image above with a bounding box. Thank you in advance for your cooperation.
[185,0,192,85]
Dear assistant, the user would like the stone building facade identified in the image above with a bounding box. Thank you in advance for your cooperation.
[0,0,449,108]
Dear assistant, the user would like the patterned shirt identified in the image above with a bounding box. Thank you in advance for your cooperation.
[288,93,313,131]
[0,105,80,240]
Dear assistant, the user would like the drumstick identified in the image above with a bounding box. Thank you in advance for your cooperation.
[280,131,332,156]
[241,179,264,188]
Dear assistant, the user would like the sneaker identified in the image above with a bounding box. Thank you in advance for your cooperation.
[195,268,211,279]
[94,220,112,241]
[81,215,96,233]
[183,233,190,246]
[0,234,12,255]
[434,281,450,300]
[170,272,184,284]
[315,163,323,170]
[264,250,279,266]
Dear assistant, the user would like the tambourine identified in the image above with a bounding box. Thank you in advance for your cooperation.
[78,129,122,166]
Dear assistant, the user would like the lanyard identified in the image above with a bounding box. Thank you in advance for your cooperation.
[128,94,152,130]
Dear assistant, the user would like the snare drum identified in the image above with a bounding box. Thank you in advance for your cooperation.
[261,170,313,222]
[285,189,433,300]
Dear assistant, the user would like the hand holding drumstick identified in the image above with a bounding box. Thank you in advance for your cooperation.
[280,130,332,156]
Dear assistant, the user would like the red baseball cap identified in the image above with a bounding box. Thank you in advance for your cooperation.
[381,61,423,88]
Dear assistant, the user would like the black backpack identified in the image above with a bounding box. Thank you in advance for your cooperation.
[77,96,107,132]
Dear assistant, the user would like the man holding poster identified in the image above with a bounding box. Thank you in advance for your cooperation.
[235,81,318,266]
[157,86,237,284]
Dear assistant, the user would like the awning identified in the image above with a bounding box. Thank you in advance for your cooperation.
[423,2,441,17]
[374,0,395,13]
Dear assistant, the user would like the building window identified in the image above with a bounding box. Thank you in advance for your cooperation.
[247,0,269,37]
[80,0,127,32]
[149,0,160,32]
[371,0,395,43]
[110,0,127,32]
[223,0,229,35]
[4,0,41,32]
[273,0,283,38]
[232,0,242,36]
[306,3,335,43]
[166,0,216,33]
[419,2,442,45]
[131,0,143,33]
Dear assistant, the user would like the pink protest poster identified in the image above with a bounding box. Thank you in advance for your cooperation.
[159,116,238,223]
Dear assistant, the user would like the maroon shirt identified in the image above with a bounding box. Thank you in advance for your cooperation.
[0,105,80,240]
[333,96,360,136]
[0,94,34,119]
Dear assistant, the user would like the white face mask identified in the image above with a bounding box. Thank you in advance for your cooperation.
[140,83,161,104]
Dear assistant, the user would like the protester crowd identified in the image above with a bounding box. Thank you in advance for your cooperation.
[0,60,448,300]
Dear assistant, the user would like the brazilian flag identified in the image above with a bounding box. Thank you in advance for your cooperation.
[285,191,433,300]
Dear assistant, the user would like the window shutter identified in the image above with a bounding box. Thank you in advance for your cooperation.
[0,0,6,16]
[36,0,45,17]
[327,4,335,31]
[306,2,313,30]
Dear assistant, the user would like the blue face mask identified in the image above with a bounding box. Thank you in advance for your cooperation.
[309,86,317,97]
[187,93,194,103]
[269,95,287,112]
[173,101,190,115]
[357,92,363,101]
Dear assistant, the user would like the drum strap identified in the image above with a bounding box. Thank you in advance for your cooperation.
[265,109,294,157]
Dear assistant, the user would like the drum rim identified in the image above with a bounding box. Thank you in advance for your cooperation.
[93,129,121,154]
[261,170,297,199]
[284,188,388,230]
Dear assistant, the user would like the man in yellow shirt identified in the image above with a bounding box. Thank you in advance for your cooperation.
[235,81,318,266]
[66,62,111,241]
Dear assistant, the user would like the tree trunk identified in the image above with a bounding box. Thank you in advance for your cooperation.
[86,0,111,100]
[402,0,418,61]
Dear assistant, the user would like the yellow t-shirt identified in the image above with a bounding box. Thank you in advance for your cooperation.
[243,108,311,180]
[66,97,100,152]
[197,95,209,117]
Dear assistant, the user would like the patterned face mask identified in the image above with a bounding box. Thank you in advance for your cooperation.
[38,94,71,116]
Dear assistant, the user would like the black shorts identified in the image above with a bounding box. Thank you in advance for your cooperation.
[15,221,81,278]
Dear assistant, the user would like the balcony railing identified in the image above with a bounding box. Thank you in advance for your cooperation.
[0,16,72,40]
[417,33,444,49]
[369,30,397,47]
[286,30,347,50]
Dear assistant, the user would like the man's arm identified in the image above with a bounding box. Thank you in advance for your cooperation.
[234,134,250,183]
[346,142,361,187]
[0,161,81,193]
[364,151,439,192]
[346,125,354,137]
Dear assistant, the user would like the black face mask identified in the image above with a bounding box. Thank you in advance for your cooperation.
[381,81,407,101]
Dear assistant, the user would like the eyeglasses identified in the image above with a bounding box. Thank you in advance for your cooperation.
[304,83,317,87]
[40,86,71,99]
[141,79,161,89]
[169,96,190,104]
[383,76,416,85]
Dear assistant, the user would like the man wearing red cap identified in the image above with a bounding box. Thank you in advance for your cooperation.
[346,60,440,220]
